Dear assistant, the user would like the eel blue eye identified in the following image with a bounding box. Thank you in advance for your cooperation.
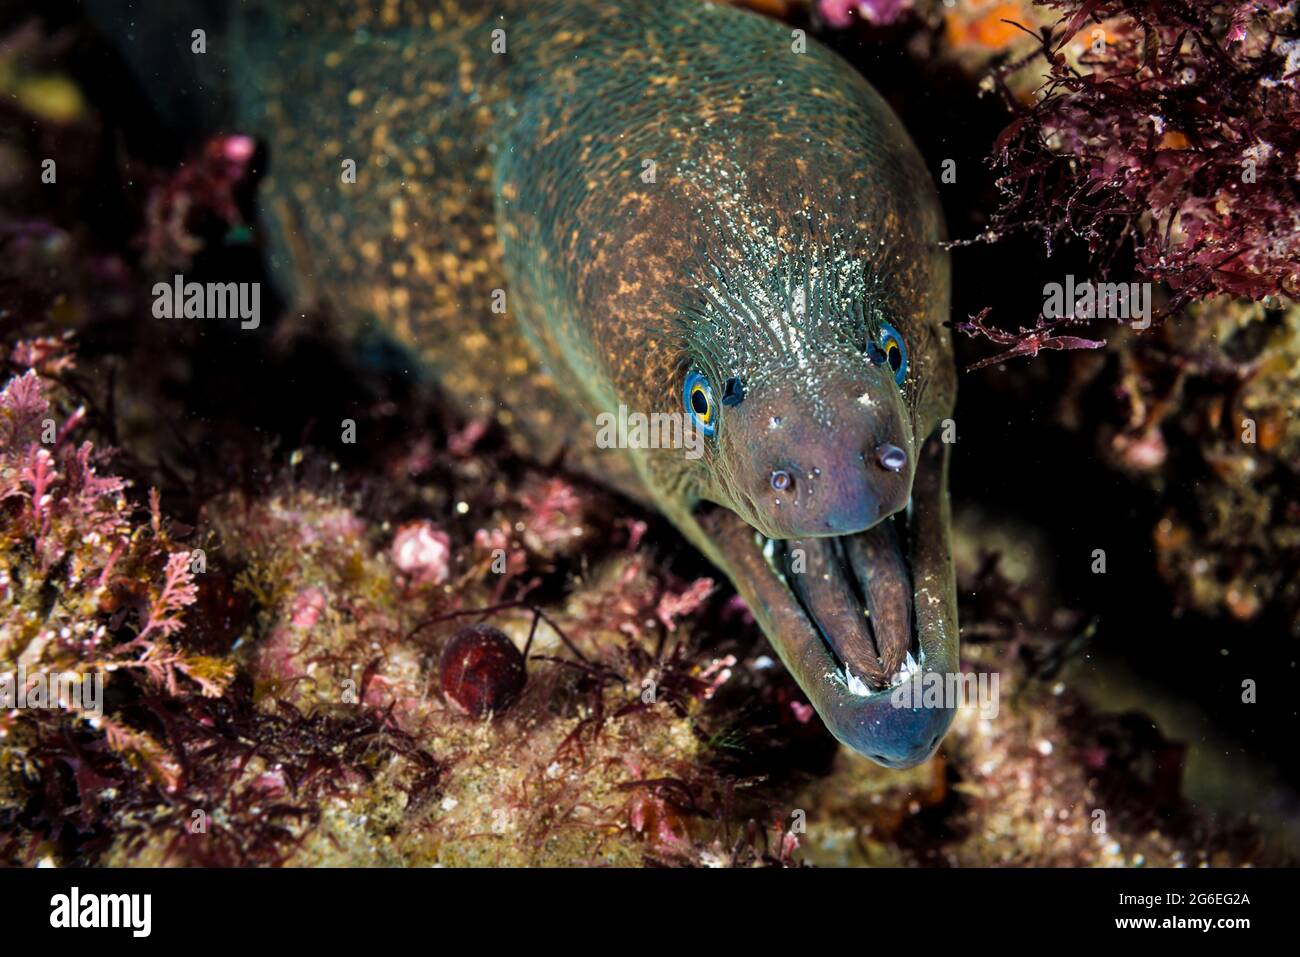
[683,370,717,436]
[879,322,908,385]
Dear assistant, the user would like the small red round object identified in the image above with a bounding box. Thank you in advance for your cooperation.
[439,624,526,717]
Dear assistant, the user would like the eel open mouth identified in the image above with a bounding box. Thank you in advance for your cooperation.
[769,518,916,693]
[696,431,958,768]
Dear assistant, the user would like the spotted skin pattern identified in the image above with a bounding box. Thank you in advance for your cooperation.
[166,0,958,765]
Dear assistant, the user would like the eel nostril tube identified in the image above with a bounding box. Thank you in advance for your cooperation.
[875,443,907,473]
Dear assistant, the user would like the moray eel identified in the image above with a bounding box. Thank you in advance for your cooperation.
[98,0,958,767]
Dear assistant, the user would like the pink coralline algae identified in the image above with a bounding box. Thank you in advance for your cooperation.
[655,577,715,632]
[820,0,914,28]
[0,347,238,793]
[290,587,327,629]
[391,520,452,585]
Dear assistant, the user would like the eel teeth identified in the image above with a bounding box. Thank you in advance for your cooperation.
[845,668,873,697]
[891,651,920,689]
[755,534,784,581]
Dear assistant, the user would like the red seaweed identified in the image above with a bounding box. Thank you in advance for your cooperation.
[984,0,1300,307]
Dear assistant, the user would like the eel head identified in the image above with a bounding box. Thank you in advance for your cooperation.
[684,343,958,769]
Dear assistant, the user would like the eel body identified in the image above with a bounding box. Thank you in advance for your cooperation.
[102,0,959,767]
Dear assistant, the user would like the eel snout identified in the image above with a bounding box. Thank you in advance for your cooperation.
[698,430,958,768]
[717,364,915,539]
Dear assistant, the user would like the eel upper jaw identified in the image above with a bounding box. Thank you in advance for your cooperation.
[695,431,958,769]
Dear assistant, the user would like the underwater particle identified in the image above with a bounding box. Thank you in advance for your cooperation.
[439,624,526,718]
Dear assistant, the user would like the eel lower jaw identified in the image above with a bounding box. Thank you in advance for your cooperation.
[696,432,959,769]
